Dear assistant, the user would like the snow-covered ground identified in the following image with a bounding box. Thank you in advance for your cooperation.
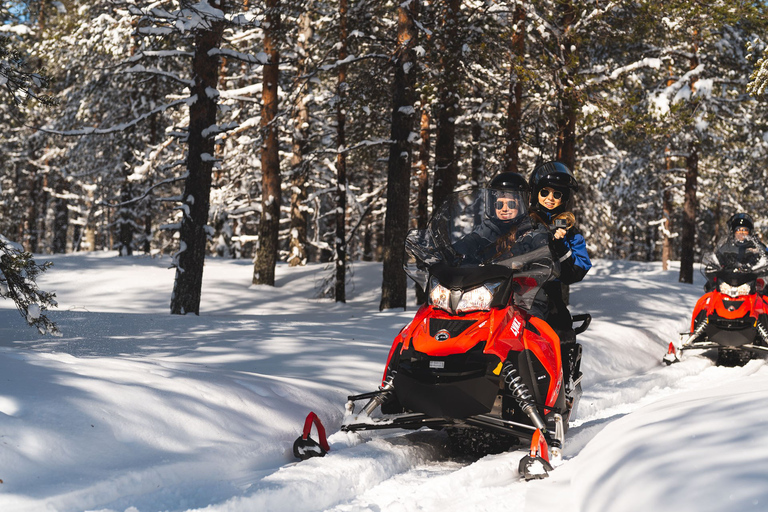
[1,253,767,512]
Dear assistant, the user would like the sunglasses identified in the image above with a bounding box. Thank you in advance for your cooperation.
[539,188,564,200]
[495,199,519,210]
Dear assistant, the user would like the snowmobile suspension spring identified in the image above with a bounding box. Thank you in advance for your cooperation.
[501,362,547,431]
[502,362,533,404]
[361,375,395,416]
[686,320,708,345]
[757,321,768,345]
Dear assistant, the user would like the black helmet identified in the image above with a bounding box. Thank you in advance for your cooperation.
[490,171,529,192]
[728,213,754,233]
[528,161,579,195]
[485,172,529,221]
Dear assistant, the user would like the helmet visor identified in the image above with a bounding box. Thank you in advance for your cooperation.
[486,189,528,221]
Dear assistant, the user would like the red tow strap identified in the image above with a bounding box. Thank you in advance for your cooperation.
[302,411,330,452]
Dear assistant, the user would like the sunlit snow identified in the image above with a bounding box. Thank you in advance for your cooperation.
[1,254,766,512]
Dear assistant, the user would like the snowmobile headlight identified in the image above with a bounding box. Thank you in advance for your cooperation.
[456,282,501,313]
[429,279,451,310]
[719,281,751,298]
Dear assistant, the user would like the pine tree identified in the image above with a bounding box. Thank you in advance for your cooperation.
[0,234,59,335]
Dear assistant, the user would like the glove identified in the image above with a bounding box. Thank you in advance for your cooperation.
[551,237,569,259]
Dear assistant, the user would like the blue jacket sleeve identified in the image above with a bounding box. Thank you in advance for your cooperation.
[556,232,592,284]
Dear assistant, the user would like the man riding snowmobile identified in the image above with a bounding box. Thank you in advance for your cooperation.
[709,213,768,285]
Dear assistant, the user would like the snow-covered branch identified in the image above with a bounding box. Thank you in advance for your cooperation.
[38,98,190,136]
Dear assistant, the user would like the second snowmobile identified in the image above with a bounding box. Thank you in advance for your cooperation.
[665,233,768,366]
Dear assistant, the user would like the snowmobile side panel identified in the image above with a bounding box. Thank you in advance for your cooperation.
[522,317,562,408]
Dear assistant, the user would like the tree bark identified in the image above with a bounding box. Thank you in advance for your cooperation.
[662,146,673,270]
[416,108,430,231]
[170,1,226,315]
[504,3,525,174]
[679,143,698,284]
[471,116,482,186]
[380,1,418,311]
[253,0,281,286]
[679,31,701,284]
[555,0,577,171]
[335,0,349,302]
[288,10,312,267]
[662,187,672,270]
[52,173,69,254]
[116,179,133,256]
[431,0,461,211]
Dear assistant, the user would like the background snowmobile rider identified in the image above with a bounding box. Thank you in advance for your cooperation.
[528,161,592,344]
[706,213,768,291]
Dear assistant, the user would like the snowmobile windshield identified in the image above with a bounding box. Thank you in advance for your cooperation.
[404,189,557,310]
[703,233,768,285]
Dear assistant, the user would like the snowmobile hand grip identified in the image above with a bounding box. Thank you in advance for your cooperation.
[572,314,591,335]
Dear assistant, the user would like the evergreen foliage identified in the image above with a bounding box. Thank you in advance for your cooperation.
[1,0,768,309]
[0,234,59,335]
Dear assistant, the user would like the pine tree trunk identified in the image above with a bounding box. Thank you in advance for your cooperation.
[471,117,482,186]
[679,34,700,284]
[414,107,430,305]
[170,1,226,315]
[380,1,418,311]
[662,188,672,270]
[555,0,577,171]
[679,143,698,284]
[24,170,42,253]
[662,146,673,270]
[431,0,461,211]
[416,108,430,231]
[288,11,312,268]
[504,4,525,174]
[253,0,281,286]
[117,178,134,256]
[335,0,349,303]
[52,174,68,254]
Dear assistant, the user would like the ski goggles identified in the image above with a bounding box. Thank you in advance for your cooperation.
[539,188,564,200]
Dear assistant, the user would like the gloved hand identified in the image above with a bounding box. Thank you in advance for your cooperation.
[551,237,569,259]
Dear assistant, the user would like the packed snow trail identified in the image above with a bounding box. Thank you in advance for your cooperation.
[190,349,756,512]
[3,255,767,512]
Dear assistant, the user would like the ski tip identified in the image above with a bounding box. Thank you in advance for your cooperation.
[293,411,331,460]
[663,342,680,365]
[519,454,554,481]
[293,435,328,461]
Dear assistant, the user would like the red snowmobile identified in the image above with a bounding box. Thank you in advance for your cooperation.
[294,188,590,480]
[665,234,768,366]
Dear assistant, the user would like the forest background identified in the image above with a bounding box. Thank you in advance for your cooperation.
[3,0,768,322]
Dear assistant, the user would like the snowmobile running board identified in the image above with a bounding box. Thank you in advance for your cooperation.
[679,342,768,354]
[665,339,768,365]
[341,411,538,439]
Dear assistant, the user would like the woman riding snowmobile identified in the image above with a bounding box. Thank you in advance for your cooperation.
[293,173,591,480]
